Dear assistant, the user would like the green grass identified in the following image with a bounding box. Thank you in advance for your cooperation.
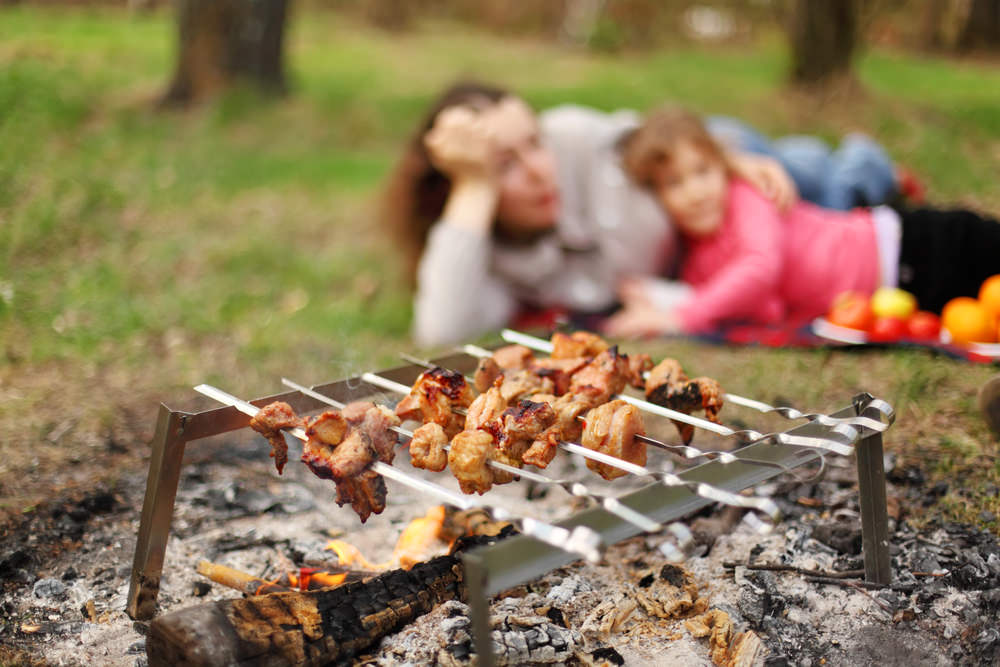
[0,6,997,528]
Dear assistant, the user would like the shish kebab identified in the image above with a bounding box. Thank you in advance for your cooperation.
[280,377,663,534]
[496,329,895,436]
[193,384,603,563]
[360,372,782,523]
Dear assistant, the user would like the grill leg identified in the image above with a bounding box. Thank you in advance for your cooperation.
[462,552,495,667]
[854,397,892,584]
[126,404,189,620]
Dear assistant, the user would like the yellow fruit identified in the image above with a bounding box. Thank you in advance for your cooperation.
[942,297,996,344]
[870,287,917,320]
[979,274,1000,320]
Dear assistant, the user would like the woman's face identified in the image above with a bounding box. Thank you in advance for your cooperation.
[486,98,561,235]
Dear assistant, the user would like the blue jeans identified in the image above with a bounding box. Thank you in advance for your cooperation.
[706,116,898,211]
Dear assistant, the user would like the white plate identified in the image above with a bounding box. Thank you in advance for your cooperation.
[811,317,1000,359]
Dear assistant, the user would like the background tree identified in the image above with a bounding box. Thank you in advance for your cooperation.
[787,0,859,87]
[957,0,1000,51]
[163,0,290,106]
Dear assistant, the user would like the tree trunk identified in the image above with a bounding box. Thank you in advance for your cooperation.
[919,0,948,51]
[958,0,1000,51]
[162,0,290,106]
[787,0,858,87]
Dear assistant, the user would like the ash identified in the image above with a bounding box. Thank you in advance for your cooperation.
[2,436,999,666]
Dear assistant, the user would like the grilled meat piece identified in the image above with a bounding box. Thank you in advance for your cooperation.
[408,422,449,472]
[569,346,631,405]
[522,393,590,468]
[249,401,305,474]
[580,400,646,480]
[301,411,349,480]
[551,331,609,359]
[448,429,496,495]
[342,400,376,424]
[530,356,591,395]
[465,385,508,431]
[395,367,474,438]
[645,359,724,443]
[491,344,535,370]
[359,404,401,464]
[473,357,503,393]
[626,353,654,389]
[492,399,556,465]
[334,468,387,523]
[499,369,555,403]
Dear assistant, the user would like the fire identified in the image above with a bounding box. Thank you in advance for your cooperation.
[324,539,386,571]
[288,568,348,591]
[323,505,450,572]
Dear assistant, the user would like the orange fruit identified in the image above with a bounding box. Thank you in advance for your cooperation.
[941,297,996,344]
[979,274,1000,320]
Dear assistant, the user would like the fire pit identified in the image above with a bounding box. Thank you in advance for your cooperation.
[125,330,897,666]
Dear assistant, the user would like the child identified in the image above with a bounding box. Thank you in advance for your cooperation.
[605,106,1000,338]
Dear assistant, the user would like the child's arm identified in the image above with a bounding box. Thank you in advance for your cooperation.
[673,183,785,332]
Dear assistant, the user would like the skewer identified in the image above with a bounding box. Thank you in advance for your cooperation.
[193,384,603,563]
[360,373,781,522]
[280,377,663,534]
[399,352,799,476]
[471,334,860,457]
[493,330,895,433]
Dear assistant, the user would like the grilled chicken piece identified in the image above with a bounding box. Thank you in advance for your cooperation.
[569,346,631,405]
[465,384,508,431]
[491,399,556,466]
[301,411,349,479]
[473,357,503,393]
[342,400,376,424]
[580,400,646,480]
[249,401,305,474]
[530,356,591,395]
[523,393,592,467]
[499,369,555,403]
[492,344,535,370]
[448,429,496,495]
[395,367,474,438]
[333,469,387,524]
[551,331,610,359]
[408,422,449,472]
[645,359,724,443]
[359,404,401,464]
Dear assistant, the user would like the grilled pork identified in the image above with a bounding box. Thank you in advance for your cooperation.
[394,367,474,438]
[249,401,305,474]
[580,400,646,480]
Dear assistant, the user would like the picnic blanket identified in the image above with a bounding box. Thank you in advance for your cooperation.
[511,307,1000,365]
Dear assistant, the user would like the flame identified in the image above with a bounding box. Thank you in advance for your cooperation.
[290,567,348,590]
[393,505,448,570]
[324,539,385,570]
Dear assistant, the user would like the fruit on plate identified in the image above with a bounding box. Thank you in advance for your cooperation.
[942,297,996,344]
[870,286,917,320]
[979,274,1000,320]
[827,290,873,330]
[868,316,908,342]
[906,311,941,340]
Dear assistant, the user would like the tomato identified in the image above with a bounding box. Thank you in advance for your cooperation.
[907,311,941,340]
[827,291,874,331]
[868,316,907,342]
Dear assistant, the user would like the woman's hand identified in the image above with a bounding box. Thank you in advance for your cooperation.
[424,106,499,184]
[727,153,797,212]
[603,302,682,340]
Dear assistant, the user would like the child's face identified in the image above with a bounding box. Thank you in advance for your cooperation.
[653,139,727,237]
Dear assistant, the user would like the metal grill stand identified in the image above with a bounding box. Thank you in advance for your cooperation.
[126,353,893,667]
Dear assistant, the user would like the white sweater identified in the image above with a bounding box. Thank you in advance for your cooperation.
[412,105,676,347]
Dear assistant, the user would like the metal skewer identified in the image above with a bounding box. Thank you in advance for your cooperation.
[493,330,895,433]
[193,383,603,563]
[281,378,662,534]
[360,373,781,523]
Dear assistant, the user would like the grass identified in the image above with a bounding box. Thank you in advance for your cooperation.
[0,6,997,531]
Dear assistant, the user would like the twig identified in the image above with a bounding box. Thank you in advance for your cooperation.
[723,561,865,579]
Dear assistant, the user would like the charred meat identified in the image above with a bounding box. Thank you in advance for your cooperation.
[551,331,609,359]
[395,367,474,438]
[249,401,306,474]
[569,346,631,405]
[645,359,724,443]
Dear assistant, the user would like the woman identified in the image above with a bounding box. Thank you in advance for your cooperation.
[382,81,897,346]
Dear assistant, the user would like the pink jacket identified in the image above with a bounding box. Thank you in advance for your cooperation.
[675,180,881,333]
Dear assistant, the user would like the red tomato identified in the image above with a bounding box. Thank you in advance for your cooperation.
[907,311,941,340]
[869,316,908,342]
[827,291,874,331]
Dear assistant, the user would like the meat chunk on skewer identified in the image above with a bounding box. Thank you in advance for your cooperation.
[569,346,631,405]
[580,400,646,480]
[523,393,593,467]
[465,384,508,431]
[334,469,387,524]
[492,344,535,370]
[531,356,591,395]
[491,399,556,467]
[499,369,555,403]
[626,353,654,389]
[358,404,401,464]
[645,359,724,443]
[394,367,474,438]
[301,410,349,480]
[551,331,609,359]
[473,357,503,393]
[249,401,305,474]
[408,422,449,472]
[448,429,496,495]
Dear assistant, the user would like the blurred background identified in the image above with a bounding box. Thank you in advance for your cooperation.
[1,0,999,522]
